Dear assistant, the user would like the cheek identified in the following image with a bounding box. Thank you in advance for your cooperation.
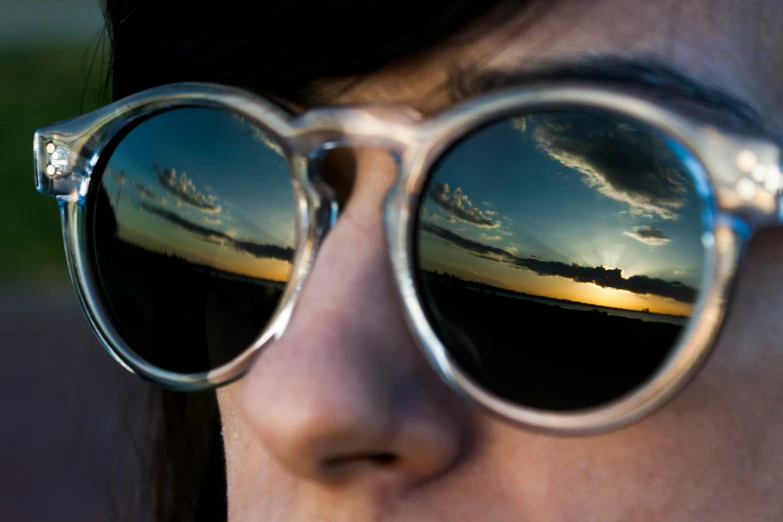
[702,229,783,444]
[476,378,783,520]
[631,229,783,509]
[217,384,296,520]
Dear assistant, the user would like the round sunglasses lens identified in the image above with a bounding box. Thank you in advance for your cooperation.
[415,110,707,410]
[90,108,296,374]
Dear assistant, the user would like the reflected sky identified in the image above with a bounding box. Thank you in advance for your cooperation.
[97,107,705,316]
[418,111,705,317]
[99,108,296,282]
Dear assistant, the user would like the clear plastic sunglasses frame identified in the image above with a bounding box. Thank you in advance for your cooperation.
[34,82,783,435]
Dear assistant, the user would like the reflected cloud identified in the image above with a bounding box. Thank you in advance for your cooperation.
[155,165,222,213]
[422,222,510,259]
[140,203,293,262]
[134,183,167,205]
[243,118,285,156]
[522,113,690,220]
[421,222,695,303]
[624,226,670,246]
[429,182,500,228]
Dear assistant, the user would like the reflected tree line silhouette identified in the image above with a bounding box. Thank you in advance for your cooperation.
[418,268,685,409]
[91,183,289,374]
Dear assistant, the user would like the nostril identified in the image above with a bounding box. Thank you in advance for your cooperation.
[372,453,398,466]
[325,452,399,468]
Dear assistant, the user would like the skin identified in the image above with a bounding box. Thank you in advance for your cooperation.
[217,0,783,520]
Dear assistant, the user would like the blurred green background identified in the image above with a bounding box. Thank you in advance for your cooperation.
[0,0,107,287]
[2,5,153,522]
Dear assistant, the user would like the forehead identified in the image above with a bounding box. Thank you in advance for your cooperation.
[321,0,782,128]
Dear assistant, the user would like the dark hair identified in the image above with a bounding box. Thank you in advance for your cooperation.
[107,0,515,103]
[104,1,514,520]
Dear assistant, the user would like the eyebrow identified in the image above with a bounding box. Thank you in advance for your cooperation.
[449,55,768,133]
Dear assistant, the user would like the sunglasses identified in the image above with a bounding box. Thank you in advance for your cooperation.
[34,82,782,434]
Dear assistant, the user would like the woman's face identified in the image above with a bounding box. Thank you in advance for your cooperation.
[217,1,783,520]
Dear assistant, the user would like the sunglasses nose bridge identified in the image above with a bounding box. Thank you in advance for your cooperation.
[290,104,422,167]
[292,135,413,303]
[290,151,340,238]
[298,128,411,212]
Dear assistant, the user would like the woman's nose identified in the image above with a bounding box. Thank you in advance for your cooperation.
[238,149,471,487]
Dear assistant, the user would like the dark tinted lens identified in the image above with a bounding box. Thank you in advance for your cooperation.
[90,108,296,374]
[416,110,706,410]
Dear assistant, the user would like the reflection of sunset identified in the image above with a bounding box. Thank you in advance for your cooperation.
[88,107,303,375]
[511,278,691,317]
[96,106,298,290]
[412,110,705,408]
[496,265,692,316]
[422,253,691,317]
[417,109,705,323]
[218,257,291,282]
[119,217,292,283]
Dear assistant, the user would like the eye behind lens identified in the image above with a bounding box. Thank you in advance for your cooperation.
[414,108,706,411]
[88,107,296,375]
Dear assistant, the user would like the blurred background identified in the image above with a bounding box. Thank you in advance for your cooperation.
[1,1,148,520]
[1,0,103,285]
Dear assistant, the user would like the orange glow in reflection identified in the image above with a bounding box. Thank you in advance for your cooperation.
[423,254,692,317]
[119,226,292,283]
[536,280,692,317]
